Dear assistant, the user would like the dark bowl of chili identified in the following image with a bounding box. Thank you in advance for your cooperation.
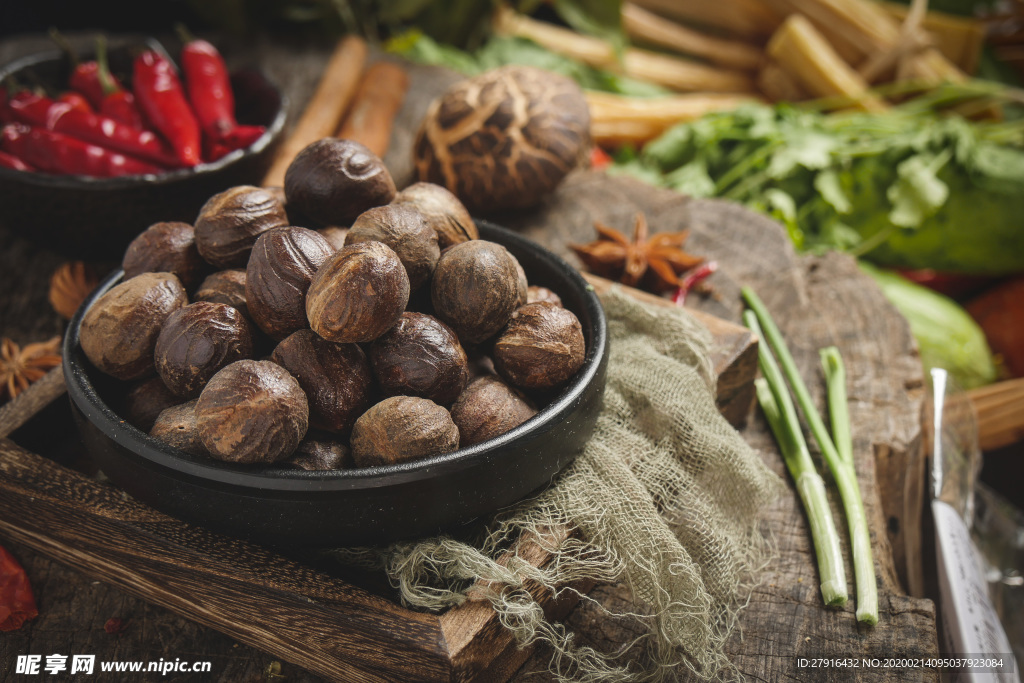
[62,221,609,547]
[0,39,287,260]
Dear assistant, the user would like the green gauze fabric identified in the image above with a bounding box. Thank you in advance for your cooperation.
[333,288,785,681]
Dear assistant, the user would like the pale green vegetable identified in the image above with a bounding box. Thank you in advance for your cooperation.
[859,262,997,389]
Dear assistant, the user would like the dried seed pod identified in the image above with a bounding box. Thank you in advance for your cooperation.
[122,221,205,290]
[287,438,350,471]
[246,226,334,340]
[345,205,439,290]
[80,272,187,380]
[317,226,348,251]
[527,286,562,307]
[284,139,396,227]
[150,400,206,456]
[306,241,410,343]
[431,240,520,343]
[451,375,537,446]
[351,396,459,467]
[154,302,254,398]
[391,182,477,249]
[368,312,468,405]
[194,185,289,268]
[271,329,373,433]
[196,360,309,464]
[125,376,180,432]
[194,269,249,318]
[493,302,586,390]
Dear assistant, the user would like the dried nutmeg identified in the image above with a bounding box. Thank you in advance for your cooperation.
[306,241,410,343]
[317,227,348,251]
[246,227,334,340]
[125,376,180,432]
[194,269,249,318]
[80,272,187,380]
[392,182,477,250]
[527,286,562,307]
[194,185,289,268]
[368,312,468,405]
[345,205,439,290]
[284,139,396,227]
[122,221,205,290]
[150,400,206,456]
[511,253,528,307]
[351,396,459,467]
[196,360,308,464]
[271,329,373,433]
[493,302,586,390]
[451,375,537,446]
[287,438,350,471]
[431,240,520,343]
[154,302,254,398]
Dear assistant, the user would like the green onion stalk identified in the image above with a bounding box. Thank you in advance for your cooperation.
[743,288,878,625]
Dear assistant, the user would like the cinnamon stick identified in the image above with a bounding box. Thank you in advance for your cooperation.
[336,61,410,158]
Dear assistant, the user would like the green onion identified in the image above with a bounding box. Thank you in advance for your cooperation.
[743,288,878,625]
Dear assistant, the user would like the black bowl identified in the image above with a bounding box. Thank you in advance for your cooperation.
[63,222,608,547]
[0,40,287,259]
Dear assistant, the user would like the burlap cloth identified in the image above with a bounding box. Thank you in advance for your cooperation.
[334,288,784,681]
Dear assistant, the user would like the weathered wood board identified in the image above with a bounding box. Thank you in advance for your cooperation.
[0,33,937,683]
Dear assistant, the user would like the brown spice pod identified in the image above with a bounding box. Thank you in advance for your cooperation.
[150,400,206,456]
[122,221,205,290]
[450,375,537,447]
[527,285,562,307]
[194,186,289,268]
[287,438,350,471]
[195,359,309,464]
[350,396,459,467]
[391,182,477,249]
[80,272,188,381]
[194,269,249,319]
[431,240,520,344]
[154,302,254,398]
[125,376,180,432]
[246,226,334,340]
[345,205,439,290]
[368,312,468,405]
[271,329,373,433]
[493,302,586,390]
[306,241,410,343]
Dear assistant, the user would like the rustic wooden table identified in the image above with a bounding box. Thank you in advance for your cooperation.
[0,33,939,682]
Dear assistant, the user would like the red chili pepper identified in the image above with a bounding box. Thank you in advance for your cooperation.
[94,37,144,129]
[0,545,38,632]
[2,123,162,177]
[69,62,106,110]
[220,124,265,150]
[179,31,236,141]
[672,261,718,306]
[7,93,179,168]
[134,51,201,167]
[0,150,35,171]
[590,146,613,171]
[58,92,93,114]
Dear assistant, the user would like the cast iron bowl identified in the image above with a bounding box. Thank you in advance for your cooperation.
[0,40,286,259]
[63,222,608,547]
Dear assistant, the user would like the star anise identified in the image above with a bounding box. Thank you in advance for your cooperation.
[0,336,61,403]
[49,261,99,320]
[569,213,704,293]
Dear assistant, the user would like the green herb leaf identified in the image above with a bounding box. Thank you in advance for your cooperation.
[814,169,852,214]
[887,152,951,228]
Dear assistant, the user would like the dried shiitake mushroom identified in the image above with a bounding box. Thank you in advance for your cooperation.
[391,182,477,249]
[154,301,254,398]
[284,138,396,227]
[196,360,309,464]
[80,272,187,380]
[368,312,468,405]
[306,241,410,343]
[493,302,585,390]
[451,375,536,446]
[413,65,590,212]
[150,400,206,456]
[246,226,334,340]
[350,396,459,467]
[194,269,249,318]
[122,221,205,290]
[271,329,373,433]
[431,240,520,344]
[194,186,289,268]
[345,205,439,290]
